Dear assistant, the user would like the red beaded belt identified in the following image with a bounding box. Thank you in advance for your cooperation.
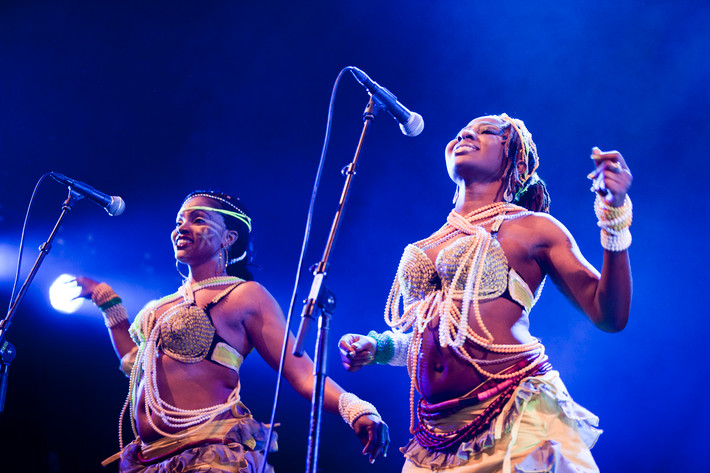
[414,359,551,452]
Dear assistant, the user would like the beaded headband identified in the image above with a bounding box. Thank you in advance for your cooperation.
[183,205,252,231]
[184,193,252,232]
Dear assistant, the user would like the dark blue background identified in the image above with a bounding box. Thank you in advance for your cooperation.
[1,1,708,472]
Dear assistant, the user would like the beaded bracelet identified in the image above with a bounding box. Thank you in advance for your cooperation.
[595,194,632,252]
[91,282,129,328]
[600,227,632,252]
[338,392,381,428]
[368,330,394,364]
[368,330,411,366]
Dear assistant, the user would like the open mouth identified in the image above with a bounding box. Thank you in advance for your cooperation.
[175,237,193,248]
[455,143,479,153]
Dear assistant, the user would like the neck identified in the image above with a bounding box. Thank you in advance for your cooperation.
[187,261,227,283]
[454,181,505,215]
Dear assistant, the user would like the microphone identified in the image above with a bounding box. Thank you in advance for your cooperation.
[49,172,126,216]
[350,67,424,137]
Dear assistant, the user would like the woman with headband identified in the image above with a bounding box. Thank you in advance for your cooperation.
[338,114,632,472]
[76,190,389,472]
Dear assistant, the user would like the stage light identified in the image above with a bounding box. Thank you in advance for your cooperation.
[49,274,85,313]
[0,242,18,281]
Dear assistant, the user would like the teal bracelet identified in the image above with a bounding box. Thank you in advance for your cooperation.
[98,296,122,311]
[368,330,395,365]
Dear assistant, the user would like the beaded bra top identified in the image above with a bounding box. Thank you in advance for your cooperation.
[385,205,549,436]
[396,224,537,314]
[130,279,247,372]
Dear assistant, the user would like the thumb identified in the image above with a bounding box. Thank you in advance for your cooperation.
[351,337,366,351]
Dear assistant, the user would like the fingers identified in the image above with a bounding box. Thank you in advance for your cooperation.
[338,334,376,371]
[69,276,100,299]
[338,334,358,356]
[338,349,373,371]
[590,147,631,173]
[588,160,609,197]
[357,417,390,464]
[588,147,632,205]
[339,334,359,371]
[363,421,389,463]
[379,421,391,460]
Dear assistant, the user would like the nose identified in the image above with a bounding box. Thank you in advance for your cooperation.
[457,130,476,142]
[175,221,189,234]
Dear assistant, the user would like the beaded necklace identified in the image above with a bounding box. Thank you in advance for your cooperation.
[384,202,547,432]
[120,276,244,447]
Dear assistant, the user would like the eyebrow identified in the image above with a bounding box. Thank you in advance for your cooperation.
[460,122,504,134]
[175,208,216,221]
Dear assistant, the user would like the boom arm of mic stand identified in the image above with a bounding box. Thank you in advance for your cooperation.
[290,98,379,473]
[292,98,378,358]
[0,188,82,415]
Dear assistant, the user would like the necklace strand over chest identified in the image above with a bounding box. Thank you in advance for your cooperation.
[383,203,547,433]
[121,276,244,446]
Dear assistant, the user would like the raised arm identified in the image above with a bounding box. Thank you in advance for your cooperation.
[74,276,137,359]
[537,148,632,332]
[537,217,630,331]
[239,281,389,462]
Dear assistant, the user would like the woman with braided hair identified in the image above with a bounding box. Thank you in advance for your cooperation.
[339,114,632,472]
[74,190,389,472]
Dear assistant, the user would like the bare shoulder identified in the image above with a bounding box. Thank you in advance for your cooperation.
[224,280,283,322]
[234,280,272,298]
[507,212,574,247]
[227,280,277,309]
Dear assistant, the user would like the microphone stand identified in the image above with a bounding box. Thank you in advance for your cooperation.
[292,97,379,473]
[0,189,83,416]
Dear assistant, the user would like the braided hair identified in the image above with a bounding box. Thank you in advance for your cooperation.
[497,114,551,213]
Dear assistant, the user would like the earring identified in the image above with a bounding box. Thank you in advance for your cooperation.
[216,246,228,276]
[452,186,459,205]
[503,176,515,203]
[503,187,514,203]
[176,260,189,280]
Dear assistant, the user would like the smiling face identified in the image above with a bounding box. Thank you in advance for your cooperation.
[445,116,509,183]
[171,196,237,268]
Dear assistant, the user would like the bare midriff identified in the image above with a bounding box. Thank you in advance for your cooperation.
[416,298,536,404]
[135,354,241,443]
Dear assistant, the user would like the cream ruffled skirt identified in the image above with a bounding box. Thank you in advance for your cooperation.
[401,371,601,473]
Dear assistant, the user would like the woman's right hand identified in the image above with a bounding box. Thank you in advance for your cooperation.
[338,334,376,372]
[72,276,100,299]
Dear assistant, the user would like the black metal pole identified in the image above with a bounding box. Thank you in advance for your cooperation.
[304,287,335,473]
[293,98,378,473]
[0,189,82,415]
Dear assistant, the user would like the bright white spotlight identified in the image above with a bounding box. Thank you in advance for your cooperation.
[49,274,84,313]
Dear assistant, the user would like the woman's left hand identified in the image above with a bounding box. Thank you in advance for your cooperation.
[353,414,390,464]
[588,147,633,207]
